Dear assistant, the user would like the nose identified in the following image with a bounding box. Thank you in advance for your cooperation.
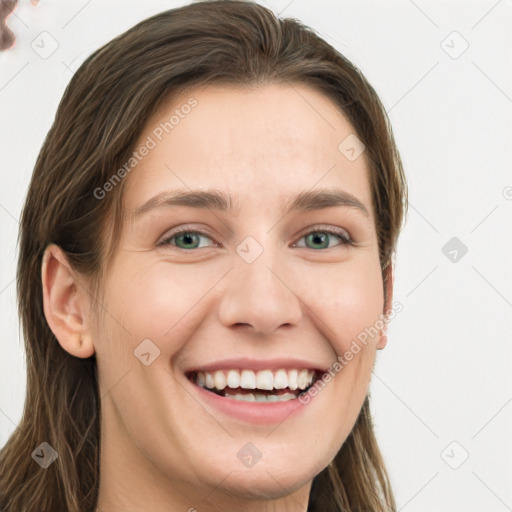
[217,244,303,336]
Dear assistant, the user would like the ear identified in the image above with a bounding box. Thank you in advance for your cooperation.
[377,263,394,350]
[41,244,95,358]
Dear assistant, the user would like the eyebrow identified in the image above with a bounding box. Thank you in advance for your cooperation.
[131,187,369,218]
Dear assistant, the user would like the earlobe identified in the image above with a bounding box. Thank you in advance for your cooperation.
[41,244,95,358]
[377,263,394,350]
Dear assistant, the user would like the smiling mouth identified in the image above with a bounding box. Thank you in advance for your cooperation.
[186,368,321,402]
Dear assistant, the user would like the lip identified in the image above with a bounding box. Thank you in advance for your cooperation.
[188,378,318,425]
[183,358,327,425]
[184,357,330,373]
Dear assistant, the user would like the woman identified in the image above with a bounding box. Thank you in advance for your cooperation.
[0,1,408,510]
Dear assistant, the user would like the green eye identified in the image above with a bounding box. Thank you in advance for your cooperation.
[164,231,212,250]
[301,231,350,250]
[294,229,352,250]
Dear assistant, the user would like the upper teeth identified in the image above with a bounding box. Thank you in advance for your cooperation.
[195,368,315,391]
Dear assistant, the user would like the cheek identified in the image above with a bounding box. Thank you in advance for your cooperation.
[291,258,383,454]
[99,257,221,354]
[303,256,383,405]
[304,255,384,353]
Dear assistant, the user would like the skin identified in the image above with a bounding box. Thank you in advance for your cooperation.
[42,83,393,512]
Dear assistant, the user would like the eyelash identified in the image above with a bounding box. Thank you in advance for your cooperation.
[157,225,354,250]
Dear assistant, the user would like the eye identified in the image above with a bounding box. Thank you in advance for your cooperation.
[294,227,353,250]
[158,228,216,250]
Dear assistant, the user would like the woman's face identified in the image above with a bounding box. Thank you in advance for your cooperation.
[92,83,389,510]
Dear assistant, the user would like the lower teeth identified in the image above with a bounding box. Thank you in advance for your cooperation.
[223,390,297,402]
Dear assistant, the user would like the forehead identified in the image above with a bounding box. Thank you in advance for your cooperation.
[123,83,373,219]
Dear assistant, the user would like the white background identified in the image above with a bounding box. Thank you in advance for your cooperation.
[1,1,511,510]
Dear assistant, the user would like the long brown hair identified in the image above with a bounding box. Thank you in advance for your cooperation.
[0,1,408,510]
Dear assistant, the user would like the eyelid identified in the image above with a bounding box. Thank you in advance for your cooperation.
[294,224,352,244]
[157,224,220,247]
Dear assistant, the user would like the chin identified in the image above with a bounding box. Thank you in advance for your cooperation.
[215,468,314,501]
[198,453,326,502]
